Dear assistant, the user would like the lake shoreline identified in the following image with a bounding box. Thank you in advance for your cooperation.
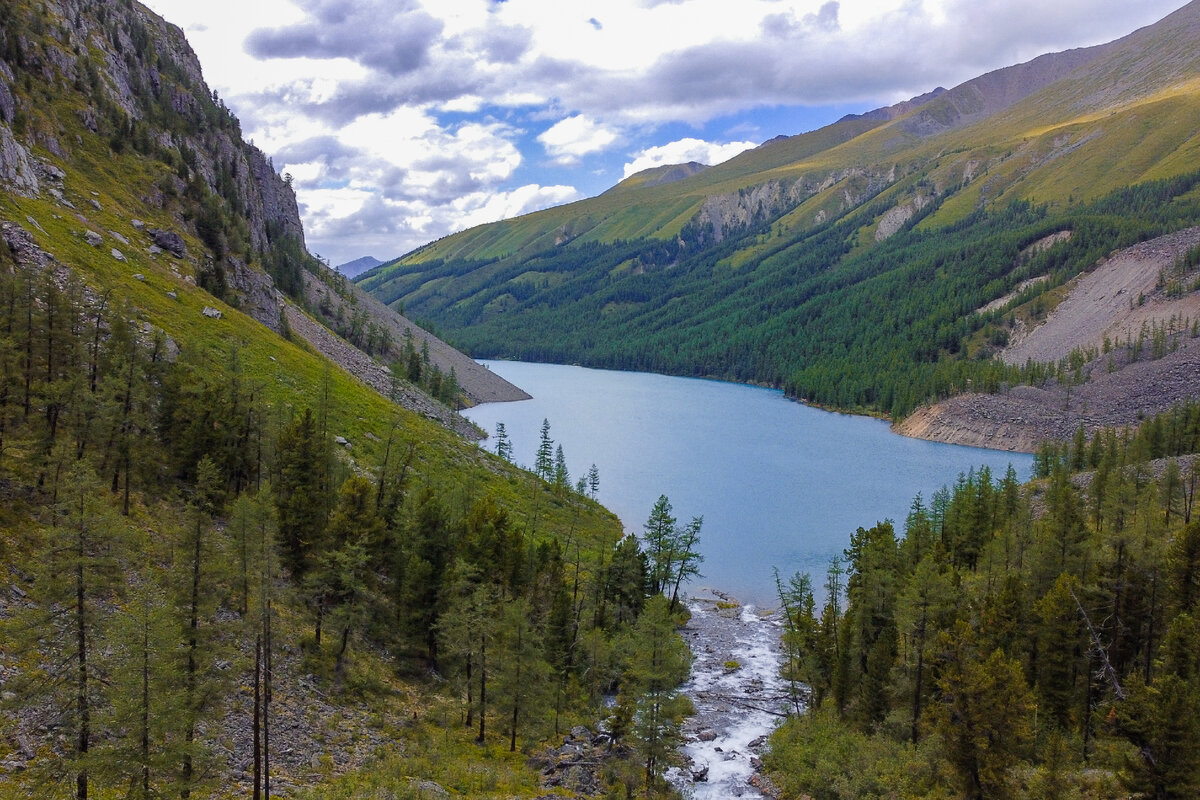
[481,356,1043,455]
[464,360,1033,608]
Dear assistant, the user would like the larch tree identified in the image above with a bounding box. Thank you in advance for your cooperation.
[620,595,693,796]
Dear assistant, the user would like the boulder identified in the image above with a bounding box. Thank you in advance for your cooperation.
[201,306,222,319]
[148,228,186,257]
[84,229,102,246]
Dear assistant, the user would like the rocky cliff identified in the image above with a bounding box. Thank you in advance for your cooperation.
[0,0,527,429]
[0,0,303,251]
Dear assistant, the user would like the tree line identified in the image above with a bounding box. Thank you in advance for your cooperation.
[0,257,699,799]
[769,404,1200,799]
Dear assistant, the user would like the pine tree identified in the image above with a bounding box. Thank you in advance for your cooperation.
[273,408,327,577]
[493,421,512,462]
[666,516,702,613]
[493,597,552,751]
[621,595,693,794]
[553,443,570,490]
[642,495,676,596]
[930,623,1034,799]
[534,418,554,480]
[309,476,383,687]
[14,462,129,799]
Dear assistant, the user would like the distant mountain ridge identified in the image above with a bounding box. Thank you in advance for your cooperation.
[336,255,384,277]
[359,0,1200,433]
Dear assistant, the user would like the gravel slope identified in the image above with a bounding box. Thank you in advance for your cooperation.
[897,227,1200,451]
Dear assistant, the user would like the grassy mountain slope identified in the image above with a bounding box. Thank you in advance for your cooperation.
[0,2,643,798]
[361,1,1200,424]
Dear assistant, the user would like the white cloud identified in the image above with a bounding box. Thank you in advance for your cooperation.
[457,184,582,228]
[538,116,620,164]
[623,138,758,178]
[140,0,1189,263]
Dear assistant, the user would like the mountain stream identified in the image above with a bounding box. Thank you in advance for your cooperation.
[671,589,789,799]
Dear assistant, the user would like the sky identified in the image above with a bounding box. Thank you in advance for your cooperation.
[141,0,1188,268]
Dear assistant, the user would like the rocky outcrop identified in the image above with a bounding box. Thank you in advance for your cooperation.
[0,127,37,196]
[874,193,932,241]
[689,166,900,245]
[226,257,284,332]
[0,0,305,255]
[148,228,187,257]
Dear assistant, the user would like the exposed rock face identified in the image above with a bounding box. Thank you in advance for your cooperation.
[0,0,305,255]
[226,256,283,332]
[874,193,932,241]
[690,167,899,245]
[0,77,14,124]
[246,147,305,247]
[0,126,37,196]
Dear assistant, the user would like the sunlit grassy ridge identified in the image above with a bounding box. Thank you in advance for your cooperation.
[360,3,1200,420]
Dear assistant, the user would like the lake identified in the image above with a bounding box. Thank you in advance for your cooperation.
[462,361,1034,606]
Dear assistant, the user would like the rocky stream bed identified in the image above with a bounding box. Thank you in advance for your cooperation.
[670,589,788,799]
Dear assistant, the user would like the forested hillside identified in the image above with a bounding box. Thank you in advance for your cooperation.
[767,404,1200,799]
[360,1,1200,422]
[0,2,698,798]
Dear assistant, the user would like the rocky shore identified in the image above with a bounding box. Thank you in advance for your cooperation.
[897,227,1200,453]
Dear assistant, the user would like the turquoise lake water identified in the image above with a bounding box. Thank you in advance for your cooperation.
[462,361,1034,606]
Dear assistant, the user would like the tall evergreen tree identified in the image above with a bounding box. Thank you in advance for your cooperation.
[621,595,693,795]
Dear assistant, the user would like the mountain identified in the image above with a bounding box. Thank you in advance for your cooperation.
[360,1,1200,436]
[336,254,384,277]
[0,2,621,797]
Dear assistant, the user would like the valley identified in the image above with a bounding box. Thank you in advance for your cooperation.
[1,0,1199,798]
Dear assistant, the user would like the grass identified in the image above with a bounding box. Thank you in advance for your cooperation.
[292,710,547,799]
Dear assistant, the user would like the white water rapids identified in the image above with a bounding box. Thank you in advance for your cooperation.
[670,589,790,799]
